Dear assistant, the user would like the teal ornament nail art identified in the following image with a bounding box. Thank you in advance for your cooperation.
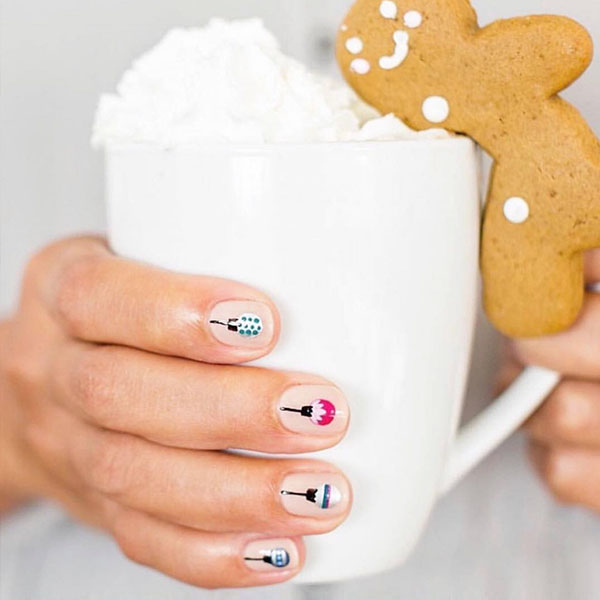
[210,313,263,338]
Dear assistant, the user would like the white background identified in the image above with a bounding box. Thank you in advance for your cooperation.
[1,1,599,599]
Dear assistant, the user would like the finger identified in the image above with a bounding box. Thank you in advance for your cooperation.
[34,237,279,364]
[494,348,523,394]
[51,342,350,453]
[584,248,600,285]
[44,418,352,536]
[528,442,600,513]
[524,380,600,448]
[510,293,600,379]
[109,506,304,588]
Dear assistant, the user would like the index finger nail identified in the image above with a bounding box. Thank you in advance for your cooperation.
[209,300,275,347]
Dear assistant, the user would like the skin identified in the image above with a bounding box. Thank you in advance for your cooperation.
[0,237,598,588]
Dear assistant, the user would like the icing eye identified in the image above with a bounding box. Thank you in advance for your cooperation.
[422,96,450,123]
[379,1,398,19]
[345,36,364,55]
[350,58,371,75]
[503,197,530,224]
[404,11,423,28]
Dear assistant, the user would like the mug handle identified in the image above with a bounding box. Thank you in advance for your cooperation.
[439,367,561,495]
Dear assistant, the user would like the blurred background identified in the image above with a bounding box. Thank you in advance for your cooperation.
[1,1,599,599]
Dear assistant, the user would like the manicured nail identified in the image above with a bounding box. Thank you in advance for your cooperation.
[278,385,349,436]
[243,539,299,572]
[280,473,350,517]
[209,301,274,347]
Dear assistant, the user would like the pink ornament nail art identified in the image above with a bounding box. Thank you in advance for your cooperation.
[280,399,336,426]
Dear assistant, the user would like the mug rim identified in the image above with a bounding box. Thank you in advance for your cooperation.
[103,135,474,155]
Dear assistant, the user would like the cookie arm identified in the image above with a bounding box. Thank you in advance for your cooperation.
[475,16,593,97]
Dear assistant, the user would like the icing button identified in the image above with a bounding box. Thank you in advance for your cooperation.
[422,96,450,123]
[503,197,530,224]
[350,58,371,75]
[379,1,398,19]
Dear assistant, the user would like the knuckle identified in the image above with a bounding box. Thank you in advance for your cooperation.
[2,348,45,397]
[113,522,146,565]
[71,347,119,424]
[548,383,584,437]
[24,237,106,300]
[85,434,137,496]
[540,450,573,502]
[53,254,104,336]
[23,420,51,455]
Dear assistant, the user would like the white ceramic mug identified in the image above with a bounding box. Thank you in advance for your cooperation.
[105,138,559,584]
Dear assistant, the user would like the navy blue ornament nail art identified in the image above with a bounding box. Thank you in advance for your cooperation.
[245,547,290,568]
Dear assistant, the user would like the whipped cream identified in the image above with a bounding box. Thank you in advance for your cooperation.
[92,19,448,147]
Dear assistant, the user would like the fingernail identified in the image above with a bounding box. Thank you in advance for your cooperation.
[280,473,350,517]
[209,301,274,347]
[278,385,349,436]
[243,539,299,572]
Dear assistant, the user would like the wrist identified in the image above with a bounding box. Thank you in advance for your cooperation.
[0,320,41,513]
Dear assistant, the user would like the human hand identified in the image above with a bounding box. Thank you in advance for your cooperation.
[499,250,600,513]
[0,236,351,588]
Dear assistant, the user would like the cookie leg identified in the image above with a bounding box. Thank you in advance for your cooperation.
[482,236,585,338]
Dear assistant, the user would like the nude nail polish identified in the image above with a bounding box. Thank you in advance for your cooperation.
[243,539,299,572]
[209,300,274,347]
[280,473,350,518]
[278,385,349,435]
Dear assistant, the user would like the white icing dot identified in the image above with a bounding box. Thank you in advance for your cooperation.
[341,24,348,32]
[350,58,371,75]
[422,96,450,123]
[345,36,364,55]
[404,10,423,28]
[379,1,398,19]
[503,197,530,224]
[379,30,409,70]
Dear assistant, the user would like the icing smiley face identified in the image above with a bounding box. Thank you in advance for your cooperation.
[341,1,429,79]
[337,0,477,127]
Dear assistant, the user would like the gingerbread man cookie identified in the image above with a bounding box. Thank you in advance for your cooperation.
[337,0,600,338]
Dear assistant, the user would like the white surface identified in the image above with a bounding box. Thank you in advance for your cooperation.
[1,0,599,598]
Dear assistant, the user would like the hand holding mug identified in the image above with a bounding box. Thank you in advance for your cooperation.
[0,236,352,589]
[499,250,600,513]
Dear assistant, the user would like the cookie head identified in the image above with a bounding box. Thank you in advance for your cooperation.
[337,0,477,130]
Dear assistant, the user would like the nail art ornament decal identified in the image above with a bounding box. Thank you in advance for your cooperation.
[280,399,336,426]
[281,484,342,509]
[209,313,263,338]
[244,547,291,569]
